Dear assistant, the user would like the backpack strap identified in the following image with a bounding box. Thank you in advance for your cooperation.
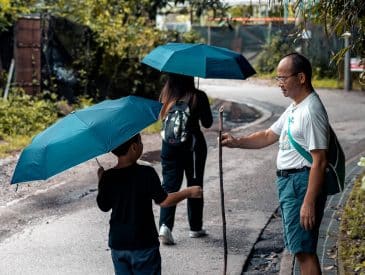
[287,116,313,163]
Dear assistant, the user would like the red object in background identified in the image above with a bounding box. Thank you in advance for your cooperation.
[350,57,365,72]
[14,15,42,95]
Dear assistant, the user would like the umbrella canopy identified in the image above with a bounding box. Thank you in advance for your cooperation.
[11,96,162,184]
[142,42,256,79]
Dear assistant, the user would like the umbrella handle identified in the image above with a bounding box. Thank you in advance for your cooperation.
[95,158,102,168]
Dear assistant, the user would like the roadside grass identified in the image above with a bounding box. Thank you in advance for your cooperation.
[0,135,31,158]
[338,172,365,274]
[143,120,162,135]
[312,78,340,89]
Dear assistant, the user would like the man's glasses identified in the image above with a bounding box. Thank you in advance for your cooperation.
[274,73,299,83]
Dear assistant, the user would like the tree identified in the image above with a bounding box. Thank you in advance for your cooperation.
[36,0,203,99]
[0,0,33,32]
[293,0,364,61]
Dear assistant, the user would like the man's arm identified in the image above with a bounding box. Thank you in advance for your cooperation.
[221,128,279,149]
[300,149,327,231]
[159,186,202,208]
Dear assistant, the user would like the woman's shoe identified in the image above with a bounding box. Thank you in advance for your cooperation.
[159,224,175,245]
[189,229,207,238]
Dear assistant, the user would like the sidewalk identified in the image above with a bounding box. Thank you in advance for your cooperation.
[1,79,364,274]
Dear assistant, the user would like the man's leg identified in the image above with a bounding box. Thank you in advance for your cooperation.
[276,171,327,274]
[296,252,321,275]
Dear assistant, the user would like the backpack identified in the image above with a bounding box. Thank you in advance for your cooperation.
[288,118,346,195]
[161,101,191,146]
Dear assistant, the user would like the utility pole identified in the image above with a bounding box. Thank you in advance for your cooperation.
[284,0,288,24]
[342,31,352,91]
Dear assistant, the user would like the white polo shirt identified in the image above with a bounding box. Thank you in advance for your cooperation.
[270,92,329,170]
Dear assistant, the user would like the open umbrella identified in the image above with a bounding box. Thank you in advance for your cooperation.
[142,42,256,80]
[144,42,254,275]
[11,96,162,184]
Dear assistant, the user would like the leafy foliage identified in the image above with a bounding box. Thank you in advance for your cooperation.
[33,1,205,99]
[0,0,33,31]
[255,26,340,78]
[255,31,296,74]
[0,89,59,138]
[315,1,364,59]
[339,172,365,274]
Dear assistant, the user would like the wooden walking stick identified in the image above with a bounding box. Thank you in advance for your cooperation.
[218,106,228,275]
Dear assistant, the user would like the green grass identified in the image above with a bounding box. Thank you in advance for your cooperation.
[338,172,365,274]
[142,120,162,135]
[312,78,341,89]
[0,135,32,157]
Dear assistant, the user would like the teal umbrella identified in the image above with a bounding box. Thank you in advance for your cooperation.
[11,96,162,184]
[142,42,256,79]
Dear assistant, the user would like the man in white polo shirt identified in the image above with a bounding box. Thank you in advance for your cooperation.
[222,52,329,275]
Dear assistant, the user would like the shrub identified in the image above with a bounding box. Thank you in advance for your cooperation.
[0,89,59,138]
[255,32,296,74]
[339,169,365,274]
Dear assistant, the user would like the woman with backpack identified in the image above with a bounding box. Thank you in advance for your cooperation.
[158,73,213,245]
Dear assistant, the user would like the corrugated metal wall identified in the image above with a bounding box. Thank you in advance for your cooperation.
[14,15,42,95]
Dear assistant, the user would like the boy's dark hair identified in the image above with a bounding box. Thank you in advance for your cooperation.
[111,134,141,157]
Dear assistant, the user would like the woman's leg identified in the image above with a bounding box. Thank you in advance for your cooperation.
[186,137,207,231]
[159,157,184,230]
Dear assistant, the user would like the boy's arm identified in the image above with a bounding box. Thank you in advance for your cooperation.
[159,186,202,208]
[96,167,112,212]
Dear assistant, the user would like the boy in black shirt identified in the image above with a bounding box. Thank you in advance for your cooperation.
[97,133,202,275]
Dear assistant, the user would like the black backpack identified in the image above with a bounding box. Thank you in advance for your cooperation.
[161,101,191,146]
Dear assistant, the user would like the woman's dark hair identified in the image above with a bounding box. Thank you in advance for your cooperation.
[159,73,197,119]
[284,52,313,89]
[111,133,141,157]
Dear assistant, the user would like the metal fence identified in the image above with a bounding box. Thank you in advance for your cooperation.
[193,23,343,73]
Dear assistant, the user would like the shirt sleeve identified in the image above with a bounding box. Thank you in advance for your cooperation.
[148,168,168,204]
[197,91,213,128]
[96,172,113,212]
[270,107,291,136]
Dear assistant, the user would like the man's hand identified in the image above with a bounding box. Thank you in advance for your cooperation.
[97,167,105,180]
[300,201,316,230]
[187,186,203,198]
[221,133,237,148]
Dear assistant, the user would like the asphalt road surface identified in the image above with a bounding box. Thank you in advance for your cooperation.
[1,79,364,274]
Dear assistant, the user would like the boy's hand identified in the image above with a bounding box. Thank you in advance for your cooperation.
[97,167,104,180]
[188,186,203,198]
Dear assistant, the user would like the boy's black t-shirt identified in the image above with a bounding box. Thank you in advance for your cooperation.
[97,163,168,250]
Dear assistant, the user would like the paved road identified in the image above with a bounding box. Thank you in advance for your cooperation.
[0,79,364,274]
